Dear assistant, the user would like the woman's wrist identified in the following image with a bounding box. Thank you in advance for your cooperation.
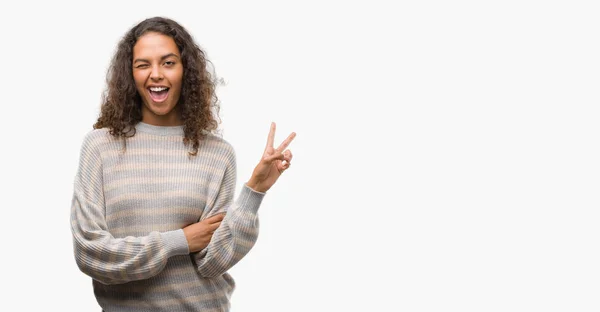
[246,179,267,193]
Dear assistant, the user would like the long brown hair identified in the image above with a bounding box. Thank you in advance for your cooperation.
[94,16,220,156]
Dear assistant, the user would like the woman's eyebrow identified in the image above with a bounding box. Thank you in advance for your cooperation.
[134,53,181,64]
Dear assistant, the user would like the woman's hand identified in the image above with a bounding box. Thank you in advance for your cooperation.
[183,213,225,253]
[246,122,296,193]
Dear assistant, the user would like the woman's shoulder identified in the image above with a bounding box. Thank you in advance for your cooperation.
[80,127,119,151]
[202,132,236,158]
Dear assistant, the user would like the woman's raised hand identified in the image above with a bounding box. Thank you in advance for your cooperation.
[246,122,296,193]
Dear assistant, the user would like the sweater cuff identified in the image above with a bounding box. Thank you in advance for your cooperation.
[236,183,266,213]
[161,229,190,257]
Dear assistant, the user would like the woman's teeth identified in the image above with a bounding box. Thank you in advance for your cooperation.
[149,87,168,92]
[148,87,169,102]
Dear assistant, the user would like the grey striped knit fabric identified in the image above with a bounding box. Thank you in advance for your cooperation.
[70,121,264,311]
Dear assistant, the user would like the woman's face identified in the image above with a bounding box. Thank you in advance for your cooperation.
[132,32,184,126]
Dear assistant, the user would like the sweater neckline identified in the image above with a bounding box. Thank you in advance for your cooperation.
[135,121,184,136]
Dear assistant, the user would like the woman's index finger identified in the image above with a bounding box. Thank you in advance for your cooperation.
[206,212,226,223]
[276,132,296,152]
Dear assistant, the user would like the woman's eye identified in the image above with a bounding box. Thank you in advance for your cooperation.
[136,64,149,69]
[165,61,175,66]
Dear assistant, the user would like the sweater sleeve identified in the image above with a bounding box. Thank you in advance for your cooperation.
[192,149,265,278]
[70,131,190,285]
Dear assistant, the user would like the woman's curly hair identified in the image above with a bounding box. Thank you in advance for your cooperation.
[93,16,220,156]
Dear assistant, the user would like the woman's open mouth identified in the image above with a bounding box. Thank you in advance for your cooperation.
[148,86,170,103]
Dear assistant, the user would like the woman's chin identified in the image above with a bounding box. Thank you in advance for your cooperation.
[143,102,175,117]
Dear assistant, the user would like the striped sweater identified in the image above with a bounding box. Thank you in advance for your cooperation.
[70,121,264,312]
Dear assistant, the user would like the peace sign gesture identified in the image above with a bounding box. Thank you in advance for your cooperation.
[246,122,296,193]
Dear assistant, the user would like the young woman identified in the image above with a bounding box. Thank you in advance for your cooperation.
[70,16,295,311]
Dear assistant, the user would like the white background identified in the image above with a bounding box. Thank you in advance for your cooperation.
[0,0,598,311]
